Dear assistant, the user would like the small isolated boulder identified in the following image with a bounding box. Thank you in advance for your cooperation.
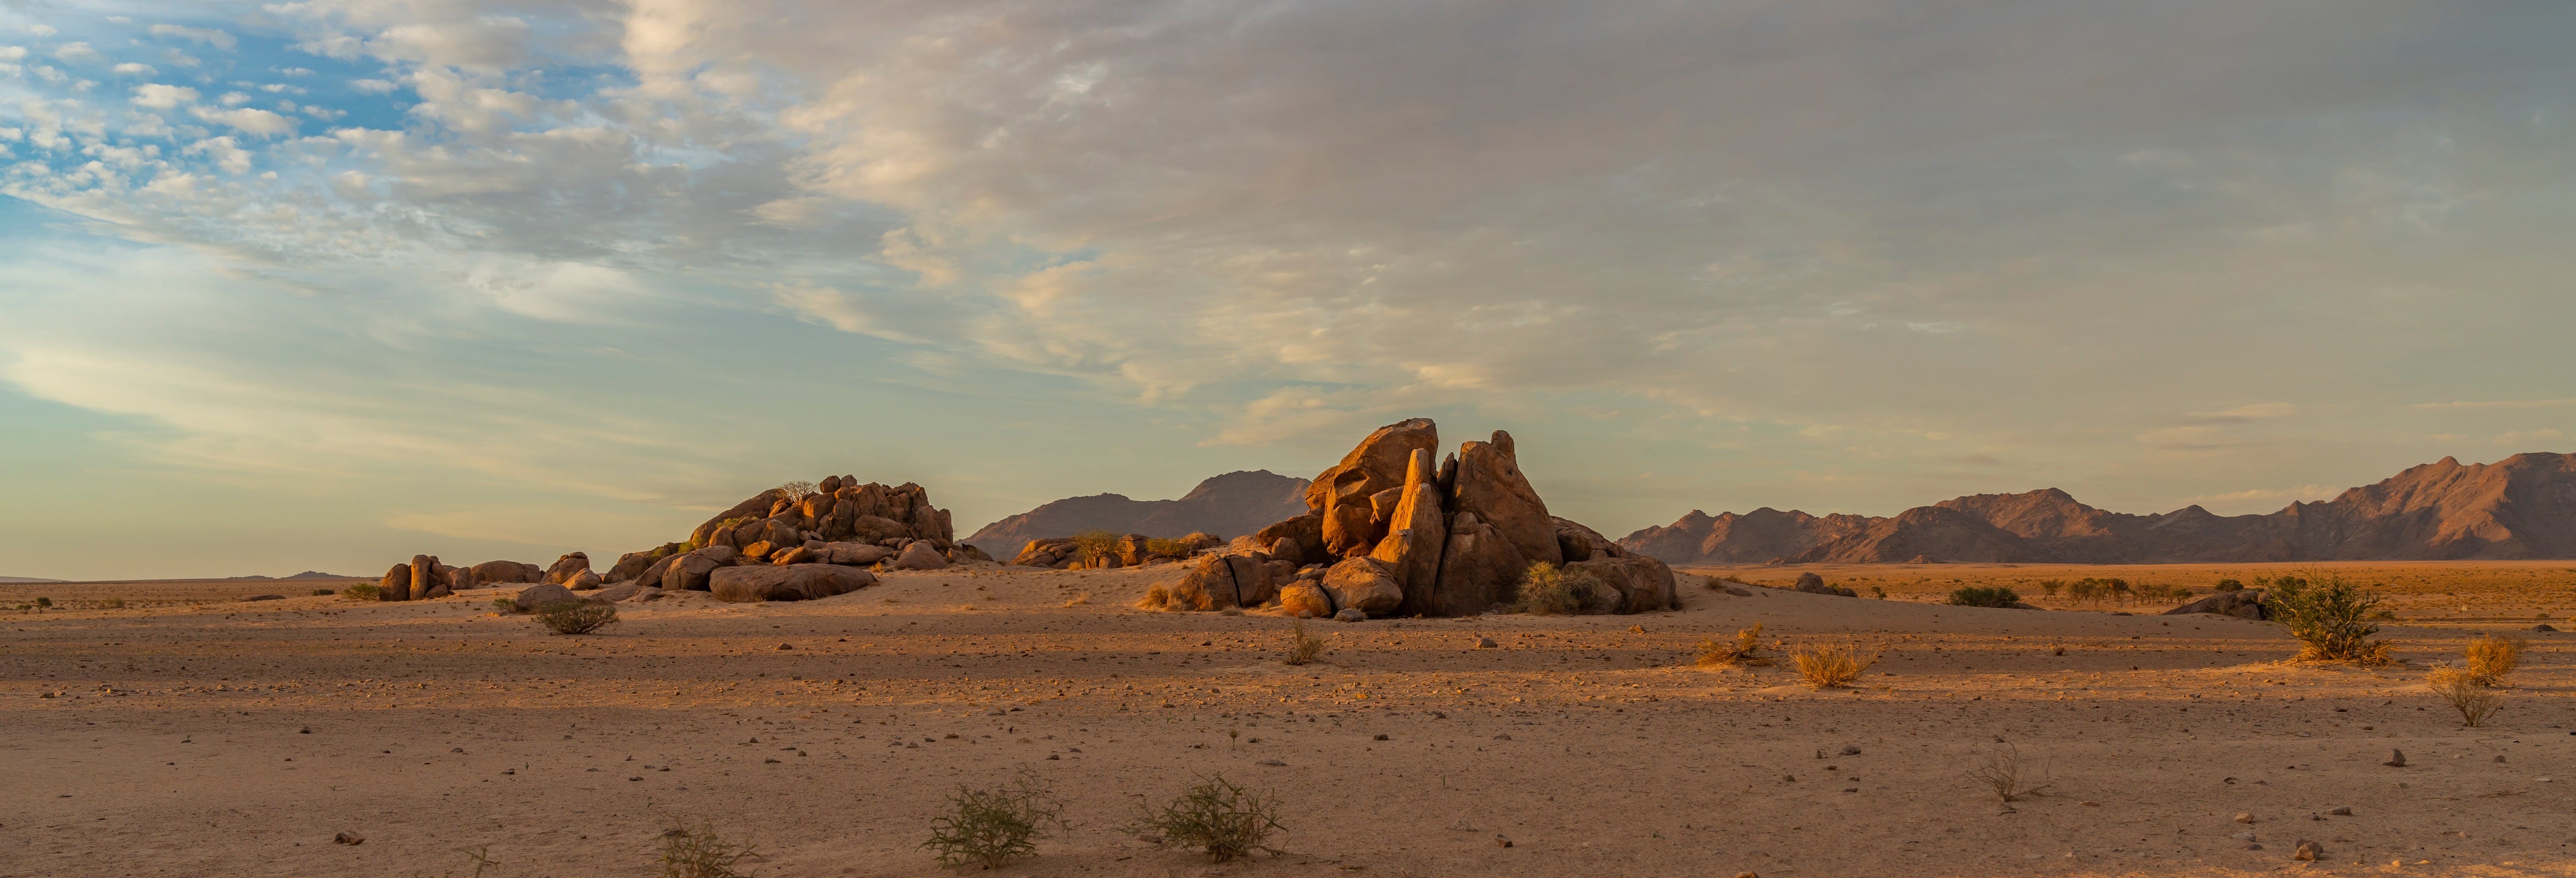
[889,541,949,570]
[567,570,603,591]
[2166,589,2269,620]
[707,564,878,603]
[512,583,577,613]
[952,544,995,564]
[1334,607,1367,622]
[1321,556,1404,617]
[1791,572,1857,597]
[542,552,592,586]
[1566,556,1678,614]
[1279,581,1335,617]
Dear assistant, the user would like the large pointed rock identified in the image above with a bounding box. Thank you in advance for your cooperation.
[1373,449,1449,616]
[407,554,442,601]
[1309,419,1438,557]
[1430,513,1525,616]
[542,552,592,586]
[1452,430,1561,570]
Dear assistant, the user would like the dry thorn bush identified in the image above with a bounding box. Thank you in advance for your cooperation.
[2465,634,2523,685]
[659,821,758,878]
[1136,586,1173,611]
[1513,562,1605,615]
[2265,573,2394,665]
[1283,620,1325,666]
[2427,667,2503,727]
[534,600,618,635]
[343,582,380,600]
[1070,530,1121,566]
[1124,774,1287,863]
[1965,742,2052,807]
[1791,643,1877,688]
[1695,623,1771,667]
[922,767,1066,870]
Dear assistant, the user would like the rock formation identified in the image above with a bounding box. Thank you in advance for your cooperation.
[707,565,877,603]
[966,470,1311,555]
[1620,452,2576,564]
[541,553,591,586]
[1160,418,1673,618]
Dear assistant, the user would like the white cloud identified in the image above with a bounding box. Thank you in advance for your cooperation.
[191,105,297,136]
[52,42,103,63]
[349,78,398,94]
[111,63,157,76]
[147,24,238,50]
[131,83,199,109]
[0,47,26,61]
[185,136,253,175]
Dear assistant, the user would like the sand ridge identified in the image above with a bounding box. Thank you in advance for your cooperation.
[2,564,2571,877]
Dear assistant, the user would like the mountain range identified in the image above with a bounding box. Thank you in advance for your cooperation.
[1619,452,2576,564]
[965,470,1311,555]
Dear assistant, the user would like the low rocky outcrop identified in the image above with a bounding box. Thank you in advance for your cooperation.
[469,560,544,584]
[1155,418,1674,618]
[889,541,948,571]
[707,565,877,603]
[2165,589,2270,620]
[376,555,456,601]
[1011,532,1221,569]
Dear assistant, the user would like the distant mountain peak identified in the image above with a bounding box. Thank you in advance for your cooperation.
[965,470,1311,555]
[1621,451,2576,564]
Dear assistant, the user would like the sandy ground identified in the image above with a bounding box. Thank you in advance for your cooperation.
[2,563,2571,877]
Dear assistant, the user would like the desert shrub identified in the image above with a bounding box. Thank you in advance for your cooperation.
[1947,586,2020,608]
[535,600,618,635]
[1144,537,1194,558]
[34,597,51,608]
[2265,575,2392,665]
[311,587,335,596]
[1283,619,1325,666]
[2064,579,2097,604]
[1965,742,2052,804]
[659,821,758,878]
[2465,635,2523,685]
[1070,530,1122,565]
[1513,562,1601,615]
[490,597,518,613]
[922,768,1065,869]
[1136,585,1173,611]
[2037,579,2064,599]
[1869,586,1888,600]
[99,596,126,609]
[1791,643,1876,688]
[1695,623,1769,667]
[1125,774,1286,863]
[2427,667,2502,727]
[2214,578,2244,593]
[777,480,816,499]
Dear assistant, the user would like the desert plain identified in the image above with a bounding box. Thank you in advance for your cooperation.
[2,562,2570,878]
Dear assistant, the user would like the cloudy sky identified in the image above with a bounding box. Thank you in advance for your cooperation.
[2,1,2572,579]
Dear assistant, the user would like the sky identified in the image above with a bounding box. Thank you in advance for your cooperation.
[2,1,2573,580]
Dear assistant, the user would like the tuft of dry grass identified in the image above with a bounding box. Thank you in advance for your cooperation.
[343,582,380,601]
[1513,562,1601,615]
[1136,586,1173,611]
[1062,592,1091,607]
[2465,634,2522,685]
[1694,623,1770,667]
[1965,742,2052,806]
[1124,774,1287,863]
[2427,667,2503,727]
[1283,620,1325,666]
[1790,643,1876,688]
[659,821,758,878]
[534,600,617,635]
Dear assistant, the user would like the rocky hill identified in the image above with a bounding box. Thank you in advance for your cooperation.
[1621,452,2576,564]
[965,470,1310,555]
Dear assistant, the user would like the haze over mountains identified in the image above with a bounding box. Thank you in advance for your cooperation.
[965,470,1311,554]
[1620,452,2576,565]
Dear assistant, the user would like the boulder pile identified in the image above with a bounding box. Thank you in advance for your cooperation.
[1157,418,1676,617]
[598,475,970,602]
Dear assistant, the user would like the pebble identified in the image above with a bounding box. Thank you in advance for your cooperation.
[2384,749,2407,767]
[1478,638,1498,648]
[2293,841,2324,861]
[334,831,365,845]
[2328,806,2352,816]
[2234,812,2254,824]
